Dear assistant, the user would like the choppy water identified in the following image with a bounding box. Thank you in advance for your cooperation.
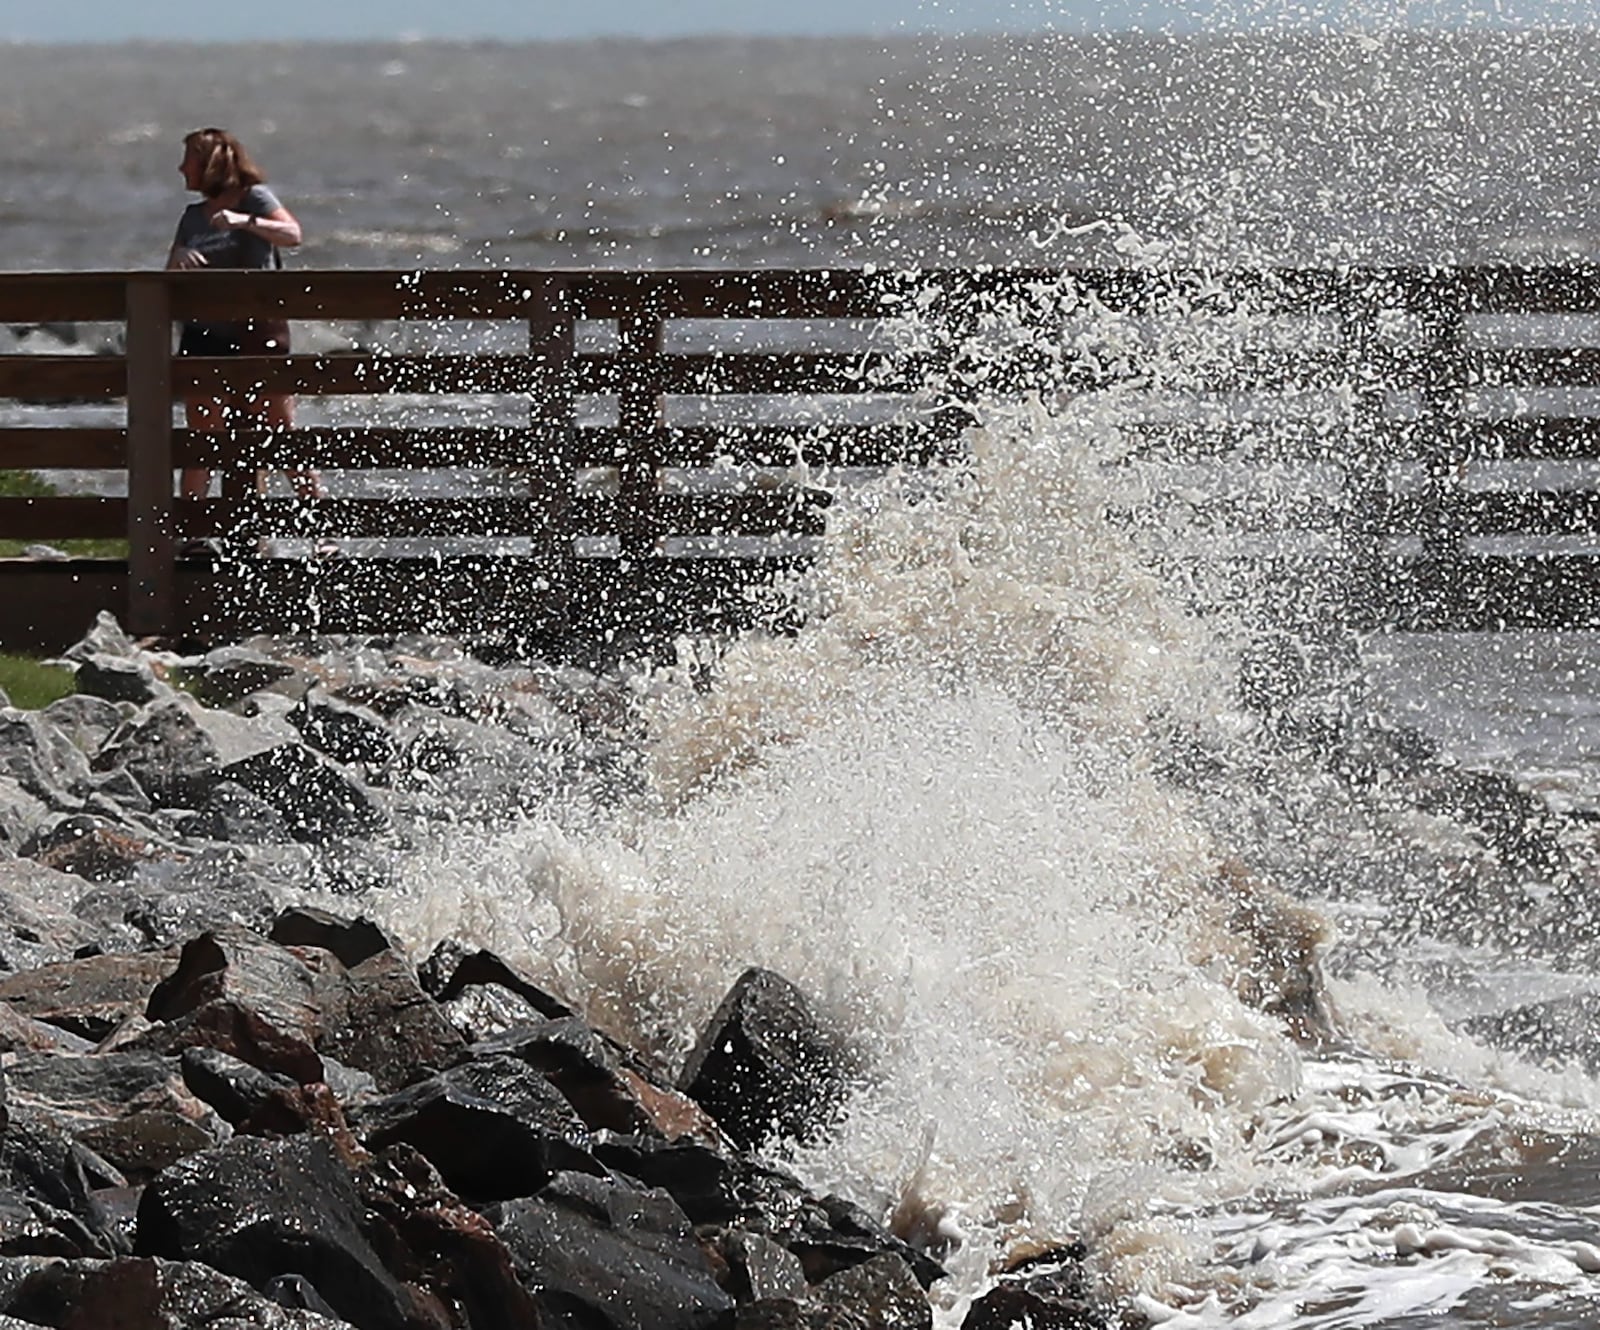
[10,28,1600,1329]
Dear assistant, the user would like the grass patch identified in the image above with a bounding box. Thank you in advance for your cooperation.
[0,653,75,710]
[0,469,128,558]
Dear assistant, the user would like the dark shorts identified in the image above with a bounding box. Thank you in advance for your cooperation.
[178,320,292,356]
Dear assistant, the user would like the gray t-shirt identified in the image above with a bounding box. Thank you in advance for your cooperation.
[172,183,283,269]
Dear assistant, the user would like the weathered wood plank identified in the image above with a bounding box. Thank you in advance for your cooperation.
[0,496,128,540]
[1454,417,1600,460]
[1376,554,1600,631]
[0,356,126,401]
[1384,488,1600,537]
[0,274,127,322]
[0,429,127,469]
[568,490,831,538]
[174,426,572,470]
[1472,347,1600,388]
[574,351,939,395]
[174,354,550,397]
[572,418,970,468]
[177,496,570,540]
[125,277,176,636]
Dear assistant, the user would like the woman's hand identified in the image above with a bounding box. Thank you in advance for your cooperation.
[212,209,253,230]
[170,247,209,269]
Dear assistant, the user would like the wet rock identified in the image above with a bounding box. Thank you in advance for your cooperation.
[2,1050,220,1183]
[135,1133,419,1330]
[734,1301,869,1330]
[814,1253,931,1330]
[192,646,304,708]
[0,858,107,971]
[22,815,173,885]
[179,780,295,846]
[590,1135,945,1288]
[61,611,140,666]
[0,779,50,854]
[220,743,386,843]
[265,1271,343,1318]
[1463,992,1600,1073]
[39,694,126,760]
[73,767,153,815]
[137,925,327,1082]
[0,1115,128,1257]
[2,1254,350,1327]
[291,688,397,768]
[354,1053,599,1202]
[418,940,576,1021]
[357,1144,547,1330]
[719,1229,809,1303]
[94,699,297,808]
[0,953,177,1042]
[320,949,466,1094]
[960,1244,1107,1330]
[269,905,401,969]
[0,711,91,808]
[178,1045,300,1127]
[74,655,163,706]
[478,1018,714,1140]
[679,967,861,1151]
[490,1169,734,1330]
[0,1006,89,1057]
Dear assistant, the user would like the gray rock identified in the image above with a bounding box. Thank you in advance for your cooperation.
[0,779,50,854]
[38,695,126,760]
[194,646,305,708]
[61,612,140,666]
[0,711,91,808]
[179,781,295,846]
[289,688,396,768]
[94,698,298,809]
[73,655,163,706]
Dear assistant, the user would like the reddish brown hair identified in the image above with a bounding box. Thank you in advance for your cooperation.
[183,128,267,197]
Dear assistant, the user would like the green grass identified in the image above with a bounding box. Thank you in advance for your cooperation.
[0,653,76,710]
[0,470,128,559]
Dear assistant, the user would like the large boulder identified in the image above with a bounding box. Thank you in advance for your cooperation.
[353,1054,600,1202]
[0,712,90,809]
[135,1133,423,1330]
[0,953,178,1043]
[93,699,296,809]
[0,857,107,972]
[318,949,467,1094]
[490,1170,734,1330]
[679,968,862,1152]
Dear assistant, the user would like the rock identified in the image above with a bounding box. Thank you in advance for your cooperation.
[38,695,126,760]
[93,699,297,809]
[0,953,178,1042]
[0,711,91,808]
[22,815,172,885]
[135,1133,420,1330]
[0,1115,128,1257]
[960,1244,1106,1330]
[354,1053,600,1202]
[178,780,295,845]
[490,1170,734,1330]
[0,1006,90,1057]
[0,779,50,854]
[679,968,861,1152]
[0,857,107,972]
[140,925,328,1083]
[61,613,140,666]
[74,656,163,706]
[815,1254,931,1330]
[1463,992,1600,1073]
[590,1135,945,1289]
[3,1255,351,1327]
[72,768,153,815]
[357,1144,547,1330]
[192,646,304,708]
[290,689,397,768]
[721,1230,809,1304]
[220,743,385,844]
[418,940,576,1021]
[318,949,466,1094]
[734,1301,869,1330]
[178,1046,299,1125]
[478,1019,714,1140]
[2,1050,220,1183]
[269,905,401,969]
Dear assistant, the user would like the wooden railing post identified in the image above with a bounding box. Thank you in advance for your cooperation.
[529,275,576,630]
[125,274,174,637]
[617,305,665,566]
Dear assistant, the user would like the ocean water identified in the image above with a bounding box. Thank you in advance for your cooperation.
[10,28,1600,1328]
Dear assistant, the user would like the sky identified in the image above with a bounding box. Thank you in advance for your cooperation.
[3,0,1597,43]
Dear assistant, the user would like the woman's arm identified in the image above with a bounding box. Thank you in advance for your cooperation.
[212,206,303,248]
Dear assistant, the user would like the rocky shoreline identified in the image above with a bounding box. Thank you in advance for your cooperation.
[0,615,1120,1330]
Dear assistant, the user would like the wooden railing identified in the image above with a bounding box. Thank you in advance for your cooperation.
[3,265,1600,653]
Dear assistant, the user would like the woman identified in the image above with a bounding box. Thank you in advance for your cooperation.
[167,128,327,553]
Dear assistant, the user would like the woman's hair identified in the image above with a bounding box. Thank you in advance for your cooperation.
[183,128,267,197]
